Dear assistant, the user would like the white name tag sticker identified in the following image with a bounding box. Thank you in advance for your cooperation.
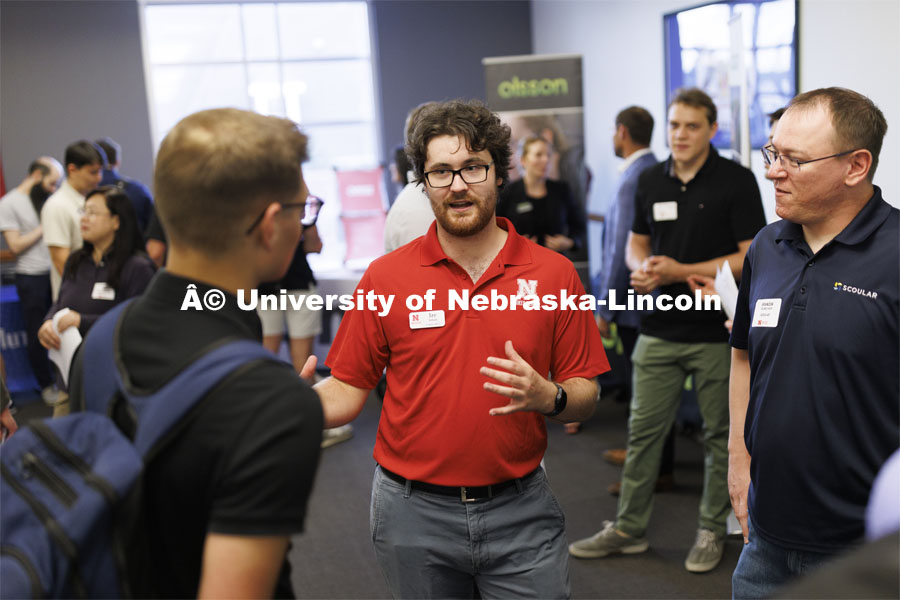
[751,298,781,328]
[652,201,678,221]
[515,201,534,214]
[409,310,445,330]
[91,282,116,301]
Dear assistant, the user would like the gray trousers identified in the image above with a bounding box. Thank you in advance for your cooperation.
[370,465,571,599]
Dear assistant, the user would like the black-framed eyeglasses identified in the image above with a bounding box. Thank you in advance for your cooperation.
[245,195,324,235]
[423,163,493,188]
[761,146,857,171]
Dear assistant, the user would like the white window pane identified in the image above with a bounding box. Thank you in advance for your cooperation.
[281,60,373,124]
[151,64,248,142]
[757,0,796,47]
[278,2,370,59]
[248,63,285,117]
[242,3,280,61]
[145,4,243,63]
[304,124,377,170]
[677,4,730,49]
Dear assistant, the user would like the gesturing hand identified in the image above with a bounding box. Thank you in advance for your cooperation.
[481,340,556,416]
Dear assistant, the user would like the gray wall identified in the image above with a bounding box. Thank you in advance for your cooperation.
[372,0,532,197]
[1,1,155,189]
[1,0,533,200]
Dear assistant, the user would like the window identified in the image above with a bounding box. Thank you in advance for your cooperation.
[141,1,381,270]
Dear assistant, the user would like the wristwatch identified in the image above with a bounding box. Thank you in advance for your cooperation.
[542,383,568,417]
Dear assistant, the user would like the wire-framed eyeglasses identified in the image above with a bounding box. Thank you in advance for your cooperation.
[761,146,857,171]
[245,195,324,235]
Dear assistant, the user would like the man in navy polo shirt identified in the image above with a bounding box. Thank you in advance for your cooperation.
[729,87,899,598]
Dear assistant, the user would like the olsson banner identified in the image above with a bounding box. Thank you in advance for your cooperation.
[483,54,583,112]
[482,53,589,288]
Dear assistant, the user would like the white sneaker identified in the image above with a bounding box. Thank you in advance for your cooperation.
[569,521,650,558]
[41,386,61,406]
[321,424,354,449]
[684,528,725,573]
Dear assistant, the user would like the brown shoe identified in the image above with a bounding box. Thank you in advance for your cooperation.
[608,475,676,497]
[602,448,627,466]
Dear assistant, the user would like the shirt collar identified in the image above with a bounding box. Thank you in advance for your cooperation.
[419,217,533,267]
[833,186,891,246]
[147,270,263,339]
[665,144,718,180]
[774,186,890,247]
[618,148,653,173]
[59,180,86,203]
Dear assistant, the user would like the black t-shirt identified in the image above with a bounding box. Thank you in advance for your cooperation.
[69,271,323,598]
[632,147,766,343]
[497,179,585,250]
[144,208,166,244]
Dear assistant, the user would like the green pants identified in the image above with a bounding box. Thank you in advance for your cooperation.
[615,335,731,537]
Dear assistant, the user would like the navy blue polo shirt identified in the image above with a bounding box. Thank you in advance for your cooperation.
[731,186,899,552]
[633,146,765,343]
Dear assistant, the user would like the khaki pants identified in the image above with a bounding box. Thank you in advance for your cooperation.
[615,335,731,537]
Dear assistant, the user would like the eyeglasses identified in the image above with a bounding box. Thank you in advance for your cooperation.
[423,163,493,188]
[81,208,111,218]
[761,146,857,171]
[245,195,324,235]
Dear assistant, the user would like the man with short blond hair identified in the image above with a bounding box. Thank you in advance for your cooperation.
[729,87,897,598]
[68,108,323,598]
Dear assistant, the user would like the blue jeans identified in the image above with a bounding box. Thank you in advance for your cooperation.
[370,465,571,599]
[732,518,834,599]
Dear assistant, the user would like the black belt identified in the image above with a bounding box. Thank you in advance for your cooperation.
[379,466,539,503]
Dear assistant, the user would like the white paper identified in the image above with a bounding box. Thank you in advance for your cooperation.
[714,260,739,320]
[48,308,83,387]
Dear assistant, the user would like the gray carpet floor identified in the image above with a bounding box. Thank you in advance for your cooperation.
[288,391,741,599]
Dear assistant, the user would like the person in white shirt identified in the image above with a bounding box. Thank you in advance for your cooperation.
[0,157,62,403]
[41,141,104,300]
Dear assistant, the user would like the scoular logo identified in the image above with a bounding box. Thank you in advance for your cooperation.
[833,281,878,300]
[497,76,569,99]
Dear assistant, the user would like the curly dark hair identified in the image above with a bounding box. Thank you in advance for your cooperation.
[406,99,512,188]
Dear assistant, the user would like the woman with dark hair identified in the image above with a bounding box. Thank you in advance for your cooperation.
[38,185,156,353]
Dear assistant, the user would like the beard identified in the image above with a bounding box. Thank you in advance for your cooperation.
[428,185,497,237]
[29,182,52,213]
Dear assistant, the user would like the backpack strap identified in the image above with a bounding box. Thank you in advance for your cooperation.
[82,301,283,458]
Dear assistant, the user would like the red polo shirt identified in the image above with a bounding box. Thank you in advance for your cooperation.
[327,218,608,485]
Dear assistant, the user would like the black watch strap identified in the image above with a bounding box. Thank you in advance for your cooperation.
[543,383,567,417]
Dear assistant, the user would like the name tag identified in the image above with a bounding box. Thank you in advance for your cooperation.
[516,201,534,214]
[751,298,781,328]
[91,282,116,301]
[653,201,678,221]
[409,310,445,330]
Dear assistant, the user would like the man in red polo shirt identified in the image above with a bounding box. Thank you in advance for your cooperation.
[309,100,608,598]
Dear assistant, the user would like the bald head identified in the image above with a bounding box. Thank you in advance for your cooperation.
[154,108,309,253]
[21,156,62,196]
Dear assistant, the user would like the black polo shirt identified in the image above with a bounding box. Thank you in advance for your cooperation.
[731,187,899,552]
[69,271,323,597]
[632,146,765,342]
